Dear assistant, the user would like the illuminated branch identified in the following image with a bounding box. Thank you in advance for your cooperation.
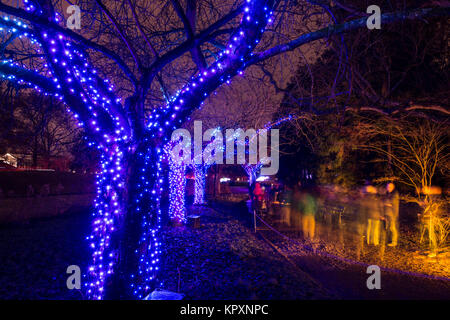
[0,60,56,93]
[0,2,138,86]
[143,2,280,243]
[344,105,450,116]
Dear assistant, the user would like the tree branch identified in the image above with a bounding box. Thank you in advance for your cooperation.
[248,7,450,66]
[94,0,142,72]
[0,61,56,93]
[144,4,244,88]
[0,2,138,86]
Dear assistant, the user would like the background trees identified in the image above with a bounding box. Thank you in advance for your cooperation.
[357,115,449,253]
[273,1,449,253]
[0,87,86,169]
[277,0,449,188]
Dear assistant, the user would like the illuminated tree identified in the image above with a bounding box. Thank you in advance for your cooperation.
[0,0,446,300]
[164,142,187,224]
[241,116,292,197]
[190,129,222,205]
[242,162,263,191]
[191,164,206,204]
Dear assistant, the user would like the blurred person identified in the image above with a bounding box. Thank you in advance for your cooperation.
[268,185,276,215]
[384,182,399,247]
[279,185,293,225]
[265,184,273,204]
[253,183,264,200]
[299,188,318,240]
[365,185,383,246]
[355,187,369,259]
[253,182,264,212]
[418,186,443,257]
[272,183,282,204]
[319,185,337,241]
[291,181,303,232]
[261,184,268,211]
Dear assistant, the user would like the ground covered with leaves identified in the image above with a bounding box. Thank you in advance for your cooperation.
[257,202,450,299]
[262,203,450,280]
[159,204,332,299]
[0,209,90,299]
[0,201,448,299]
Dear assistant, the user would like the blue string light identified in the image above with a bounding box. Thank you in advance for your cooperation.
[0,0,276,299]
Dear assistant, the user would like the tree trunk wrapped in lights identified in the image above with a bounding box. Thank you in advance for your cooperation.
[86,137,163,299]
[191,144,218,205]
[190,127,222,205]
[165,143,187,224]
[240,116,292,197]
[193,164,207,205]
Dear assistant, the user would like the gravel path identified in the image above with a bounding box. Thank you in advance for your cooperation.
[159,204,333,299]
[252,208,450,299]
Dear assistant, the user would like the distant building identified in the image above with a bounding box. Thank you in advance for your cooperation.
[0,153,18,168]
[0,153,71,171]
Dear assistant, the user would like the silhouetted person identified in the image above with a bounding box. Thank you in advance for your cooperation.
[186,178,195,206]
[26,184,34,197]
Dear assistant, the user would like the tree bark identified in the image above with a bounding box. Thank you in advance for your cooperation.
[87,138,161,300]
[193,164,206,205]
[168,159,186,225]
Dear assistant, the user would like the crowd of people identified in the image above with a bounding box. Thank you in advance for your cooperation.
[251,181,402,249]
